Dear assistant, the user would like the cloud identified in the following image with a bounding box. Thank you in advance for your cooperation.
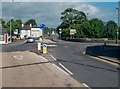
[1,2,117,27]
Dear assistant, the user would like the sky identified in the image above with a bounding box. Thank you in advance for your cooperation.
[1,1,119,28]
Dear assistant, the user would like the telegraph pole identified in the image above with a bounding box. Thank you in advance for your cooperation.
[10,0,14,42]
[116,1,120,44]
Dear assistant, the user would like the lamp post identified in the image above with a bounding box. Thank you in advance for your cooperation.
[9,0,14,42]
[86,12,89,20]
[116,1,120,44]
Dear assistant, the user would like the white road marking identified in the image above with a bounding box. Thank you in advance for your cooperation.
[52,63,69,75]
[58,63,73,75]
[13,55,23,60]
[40,56,48,61]
[83,51,86,54]
[50,55,56,61]
[47,45,57,47]
[82,83,91,88]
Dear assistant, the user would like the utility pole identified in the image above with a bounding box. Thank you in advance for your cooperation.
[10,0,14,42]
[87,13,89,20]
[116,1,120,44]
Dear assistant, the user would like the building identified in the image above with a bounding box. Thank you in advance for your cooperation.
[31,27,42,38]
[20,25,31,39]
[20,24,42,39]
[0,24,9,44]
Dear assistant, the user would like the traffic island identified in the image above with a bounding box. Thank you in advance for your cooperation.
[85,44,120,67]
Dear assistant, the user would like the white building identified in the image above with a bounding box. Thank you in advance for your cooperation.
[20,24,42,39]
[0,24,9,44]
[31,27,42,38]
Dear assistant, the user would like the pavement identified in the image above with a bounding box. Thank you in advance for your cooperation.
[0,51,85,87]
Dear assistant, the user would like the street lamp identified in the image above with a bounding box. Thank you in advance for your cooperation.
[9,0,14,42]
[116,1,120,44]
[86,12,89,20]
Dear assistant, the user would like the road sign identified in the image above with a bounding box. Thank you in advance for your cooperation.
[40,24,46,30]
[59,29,62,34]
[70,29,76,35]
[14,29,18,35]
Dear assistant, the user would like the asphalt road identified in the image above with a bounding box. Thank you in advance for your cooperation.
[48,41,119,88]
[2,40,119,88]
[2,41,38,52]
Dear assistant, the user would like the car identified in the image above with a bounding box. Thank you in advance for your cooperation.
[27,37,35,43]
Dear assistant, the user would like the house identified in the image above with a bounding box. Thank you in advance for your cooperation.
[31,27,42,38]
[20,25,31,39]
[20,24,42,39]
[0,24,9,44]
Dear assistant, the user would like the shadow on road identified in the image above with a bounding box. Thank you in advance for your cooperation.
[56,59,118,72]
[0,61,50,69]
[85,45,120,60]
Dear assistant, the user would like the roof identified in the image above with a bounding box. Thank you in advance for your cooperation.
[21,25,31,30]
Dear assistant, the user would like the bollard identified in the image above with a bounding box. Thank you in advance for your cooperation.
[38,42,41,51]
[43,44,47,54]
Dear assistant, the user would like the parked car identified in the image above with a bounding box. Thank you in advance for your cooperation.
[27,37,35,43]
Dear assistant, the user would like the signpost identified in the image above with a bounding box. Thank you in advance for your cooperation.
[70,29,76,39]
[59,29,62,39]
[70,29,76,35]
[39,24,47,54]
[40,24,46,43]
[14,29,18,35]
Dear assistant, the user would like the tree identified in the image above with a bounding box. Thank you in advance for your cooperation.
[5,19,22,36]
[60,8,86,27]
[0,18,6,28]
[24,19,37,27]
[105,20,118,39]
[59,8,87,38]
[79,20,92,38]
[89,18,105,38]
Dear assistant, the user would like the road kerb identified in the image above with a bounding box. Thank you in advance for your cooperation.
[83,50,119,67]
[89,55,119,67]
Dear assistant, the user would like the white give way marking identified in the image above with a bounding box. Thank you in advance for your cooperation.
[13,55,23,60]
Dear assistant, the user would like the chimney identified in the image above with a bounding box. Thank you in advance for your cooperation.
[30,24,32,27]
[22,24,24,27]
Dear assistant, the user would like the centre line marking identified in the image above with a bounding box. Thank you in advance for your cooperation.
[52,63,69,75]
[58,63,73,75]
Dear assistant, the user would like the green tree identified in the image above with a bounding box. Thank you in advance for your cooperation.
[59,8,87,38]
[5,19,22,36]
[79,20,92,38]
[89,18,105,38]
[105,20,118,39]
[25,19,37,27]
[0,18,6,28]
[60,8,86,27]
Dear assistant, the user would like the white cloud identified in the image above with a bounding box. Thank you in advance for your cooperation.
[1,2,117,27]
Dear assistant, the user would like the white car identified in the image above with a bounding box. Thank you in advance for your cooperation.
[27,37,35,43]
